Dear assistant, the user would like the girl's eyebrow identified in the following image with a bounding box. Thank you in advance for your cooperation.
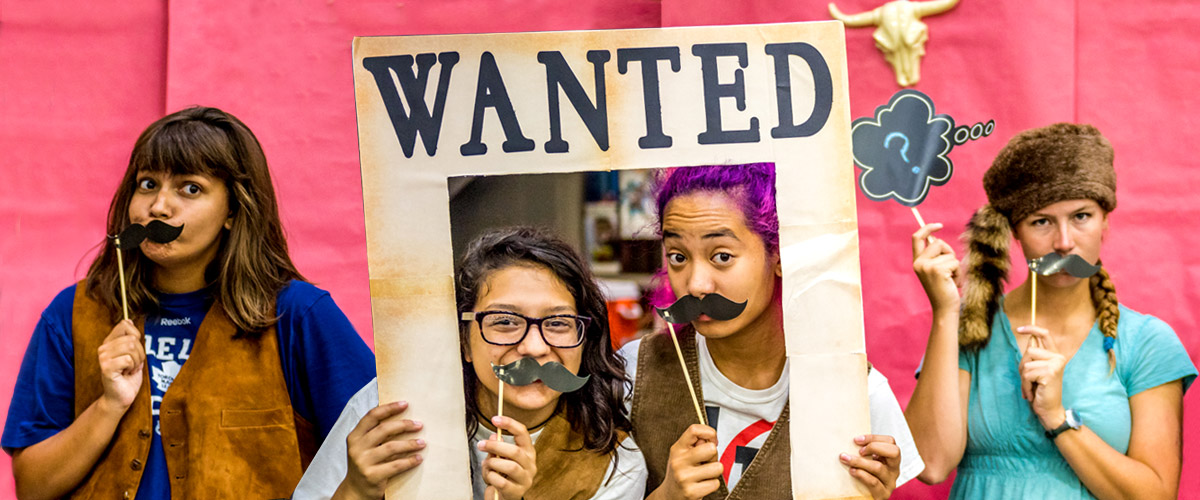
[479,304,576,315]
[702,228,739,240]
[663,228,740,240]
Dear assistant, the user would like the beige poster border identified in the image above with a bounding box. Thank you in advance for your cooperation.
[352,21,869,500]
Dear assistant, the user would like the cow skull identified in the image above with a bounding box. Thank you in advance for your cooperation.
[830,0,960,87]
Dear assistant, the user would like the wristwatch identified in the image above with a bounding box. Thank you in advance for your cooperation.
[1044,408,1082,439]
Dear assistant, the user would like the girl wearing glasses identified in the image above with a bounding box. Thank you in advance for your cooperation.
[294,226,646,500]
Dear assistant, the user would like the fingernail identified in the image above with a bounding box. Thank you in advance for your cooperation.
[414,454,423,463]
[860,447,867,454]
[840,453,851,462]
[854,435,866,444]
[416,439,425,447]
[477,441,487,450]
[492,416,502,425]
[412,420,423,428]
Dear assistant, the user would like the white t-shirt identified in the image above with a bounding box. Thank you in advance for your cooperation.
[618,335,925,490]
[293,378,648,500]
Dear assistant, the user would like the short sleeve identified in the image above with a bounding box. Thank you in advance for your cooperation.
[867,368,925,487]
[1119,314,1197,396]
[590,435,648,500]
[616,338,640,414]
[958,346,976,373]
[2,286,79,454]
[292,378,379,500]
[276,282,377,442]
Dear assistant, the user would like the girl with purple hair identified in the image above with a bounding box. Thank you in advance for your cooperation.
[617,163,923,499]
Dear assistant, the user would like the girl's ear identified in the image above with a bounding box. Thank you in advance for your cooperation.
[773,252,782,277]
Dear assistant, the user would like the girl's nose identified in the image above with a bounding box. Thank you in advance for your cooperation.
[516,322,551,357]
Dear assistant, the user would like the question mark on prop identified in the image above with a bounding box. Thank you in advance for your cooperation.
[885,132,918,174]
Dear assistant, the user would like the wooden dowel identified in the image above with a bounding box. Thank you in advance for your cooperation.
[667,322,706,426]
[115,238,130,321]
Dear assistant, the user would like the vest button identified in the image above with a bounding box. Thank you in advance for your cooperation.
[130,459,142,471]
[139,429,151,439]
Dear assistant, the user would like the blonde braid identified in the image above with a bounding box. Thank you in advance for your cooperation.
[1089,265,1119,373]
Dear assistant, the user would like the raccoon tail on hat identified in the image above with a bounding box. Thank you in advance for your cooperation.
[959,204,1011,350]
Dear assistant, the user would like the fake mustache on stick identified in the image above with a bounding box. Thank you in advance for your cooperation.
[1027,253,1101,278]
[491,357,590,393]
[654,293,748,324]
[112,220,184,249]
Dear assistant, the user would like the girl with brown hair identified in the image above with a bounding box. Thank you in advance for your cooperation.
[906,123,1196,498]
[294,226,645,500]
[2,106,375,499]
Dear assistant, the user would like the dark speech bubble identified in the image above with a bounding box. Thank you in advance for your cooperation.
[851,90,955,207]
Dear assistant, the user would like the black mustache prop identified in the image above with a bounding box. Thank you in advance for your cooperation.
[111,220,184,249]
[491,357,590,393]
[654,294,748,324]
[1027,253,1101,279]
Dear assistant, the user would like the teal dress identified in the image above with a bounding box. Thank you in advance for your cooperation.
[952,301,1196,499]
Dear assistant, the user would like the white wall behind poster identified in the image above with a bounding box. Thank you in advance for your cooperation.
[1,1,1198,499]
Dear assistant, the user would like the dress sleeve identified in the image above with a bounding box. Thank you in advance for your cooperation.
[616,339,640,414]
[292,378,378,500]
[589,434,649,500]
[277,283,377,441]
[2,287,79,454]
[958,346,976,373]
[867,368,926,487]
[1119,315,1197,396]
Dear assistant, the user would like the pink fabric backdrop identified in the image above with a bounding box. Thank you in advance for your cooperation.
[1,1,1197,498]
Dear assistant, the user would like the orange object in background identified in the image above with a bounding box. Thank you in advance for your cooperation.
[600,279,644,349]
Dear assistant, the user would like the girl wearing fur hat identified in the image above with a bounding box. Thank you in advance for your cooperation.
[905,123,1196,498]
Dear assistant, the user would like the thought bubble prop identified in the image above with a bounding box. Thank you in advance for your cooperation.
[851,89,993,226]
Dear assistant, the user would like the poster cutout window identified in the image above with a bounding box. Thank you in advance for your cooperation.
[353,22,868,499]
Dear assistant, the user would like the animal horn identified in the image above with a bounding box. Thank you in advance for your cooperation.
[828,2,881,27]
[912,0,960,18]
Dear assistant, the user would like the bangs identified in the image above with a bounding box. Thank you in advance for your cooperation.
[131,120,233,180]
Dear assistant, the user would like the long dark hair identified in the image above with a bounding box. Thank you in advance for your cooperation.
[456,226,630,454]
[85,106,303,336]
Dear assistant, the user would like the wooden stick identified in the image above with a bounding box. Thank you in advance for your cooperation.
[667,322,706,426]
[911,206,928,228]
[115,237,130,321]
[494,381,503,500]
[1030,268,1037,328]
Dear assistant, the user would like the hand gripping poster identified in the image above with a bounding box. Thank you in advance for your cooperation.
[353,22,871,499]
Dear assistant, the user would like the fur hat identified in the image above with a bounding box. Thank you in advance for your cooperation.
[984,123,1116,225]
[959,123,1117,349]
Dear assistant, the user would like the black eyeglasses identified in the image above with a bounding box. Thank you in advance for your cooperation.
[460,310,591,348]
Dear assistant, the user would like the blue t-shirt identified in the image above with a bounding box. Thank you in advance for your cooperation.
[2,280,376,499]
[951,301,1196,499]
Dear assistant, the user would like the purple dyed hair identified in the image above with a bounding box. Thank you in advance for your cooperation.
[653,163,779,254]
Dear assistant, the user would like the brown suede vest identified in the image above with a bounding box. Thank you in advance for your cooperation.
[630,332,792,500]
[70,284,316,499]
[525,413,628,500]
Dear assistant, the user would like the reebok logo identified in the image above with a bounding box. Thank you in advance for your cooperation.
[160,317,192,326]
